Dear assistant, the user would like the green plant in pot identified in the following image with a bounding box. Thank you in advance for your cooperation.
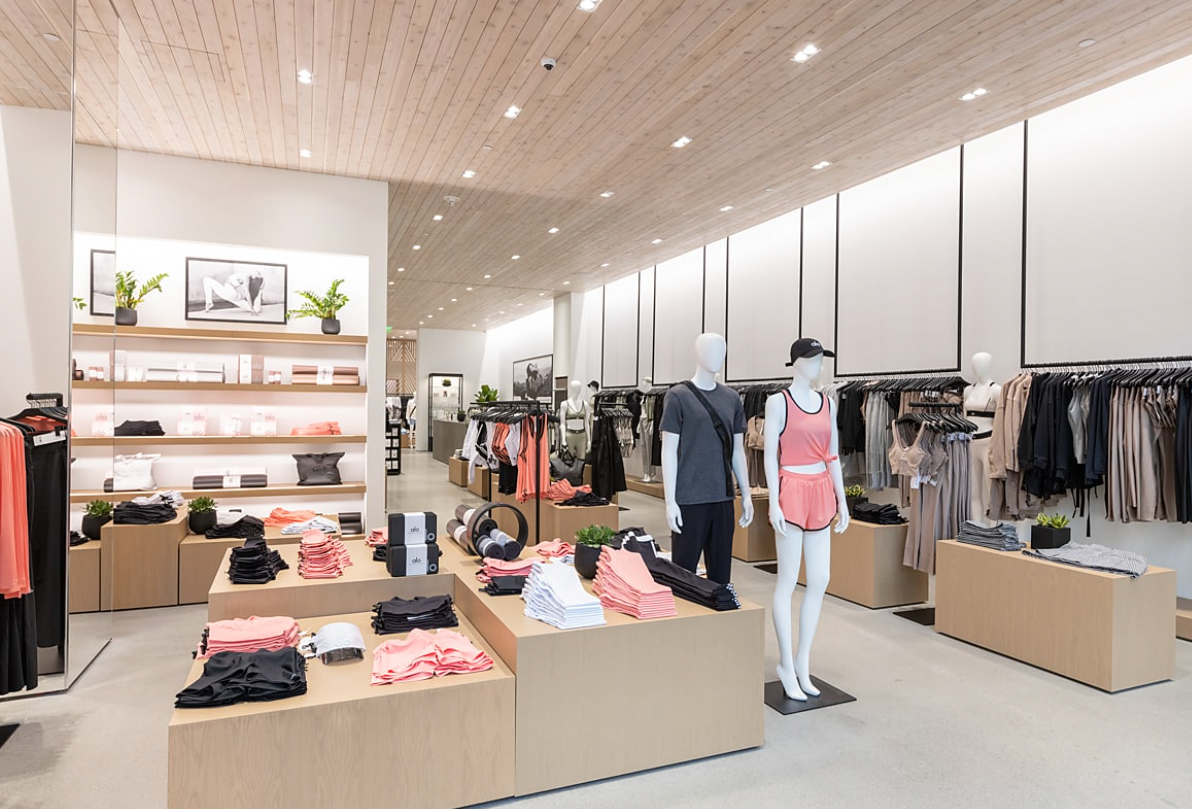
[844,484,867,516]
[72,297,86,311]
[474,385,499,404]
[114,270,168,326]
[456,408,467,423]
[188,496,218,535]
[289,278,349,335]
[1031,512,1071,550]
[81,499,113,541]
[574,523,615,580]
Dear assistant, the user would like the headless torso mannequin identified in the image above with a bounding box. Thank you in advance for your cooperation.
[963,352,1001,526]
[764,342,849,701]
[637,376,657,482]
[559,380,590,459]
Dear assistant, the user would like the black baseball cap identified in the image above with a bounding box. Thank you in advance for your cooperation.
[785,337,835,366]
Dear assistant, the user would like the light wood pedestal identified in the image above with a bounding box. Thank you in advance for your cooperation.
[100,510,189,609]
[542,501,620,544]
[796,520,928,609]
[492,490,540,544]
[732,494,775,562]
[467,467,491,499]
[68,542,101,613]
[1177,598,1192,642]
[626,476,665,498]
[448,455,468,486]
[167,611,515,809]
[936,540,1176,691]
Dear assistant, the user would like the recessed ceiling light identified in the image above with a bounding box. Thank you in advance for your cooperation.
[792,44,819,63]
[720,205,734,212]
[299,149,312,158]
[482,144,494,151]
[959,87,988,101]
[504,105,521,119]
[438,307,444,311]
[672,135,692,148]
[483,274,492,279]
[511,255,520,260]
[413,244,421,250]
[517,303,523,307]
[1079,38,1096,48]
[651,238,663,244]
[547,227,560,234]
[432,214,443,221]
[297,69,313,84]
[388,281,395,286]
[462,170,477,179]
[419,321,424,325]
[466,286,473,291]
[578,0,601,10]
[397,267,405,272]
[472,324,477,327]
[427,314,433,319]
[600,191,615,198]
[450,298,457,302]
[538,292,545,296]
[601,263,610,267]
[563,281,571,285]
[812,161,831,170]
[499,310,505,315]
[42,32,61,42]
[765,187,775,192]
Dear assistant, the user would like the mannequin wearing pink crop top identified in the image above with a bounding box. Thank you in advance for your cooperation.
[778,390,837,468]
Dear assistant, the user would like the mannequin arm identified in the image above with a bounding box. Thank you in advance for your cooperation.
[661,431,682,532]
[732,433,753,527]
[828,397,849,533]
[763,392,787,537]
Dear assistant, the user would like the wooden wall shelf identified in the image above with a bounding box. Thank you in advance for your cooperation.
[73,381,366,393]
[70,482,366,503]
[73,323,367,345]
[72,434,367,447]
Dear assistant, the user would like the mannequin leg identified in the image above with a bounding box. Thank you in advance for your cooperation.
[772,524,806,700]
[969,436,991,525]
[793,527,831,696]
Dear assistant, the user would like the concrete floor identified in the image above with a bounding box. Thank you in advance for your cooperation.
[2,450,1190,808]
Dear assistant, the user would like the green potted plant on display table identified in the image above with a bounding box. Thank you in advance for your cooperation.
[574,523,614,580]
[475,384,499,404]
[81,499,113,541]
[844,484,867,515]
[1031,513,1071,550]
[188,496,218,535]
[113,270,168,326]
[289,278,349,335]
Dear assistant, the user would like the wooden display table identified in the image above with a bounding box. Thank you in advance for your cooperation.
[68,541,101,613]
[448,455,468,486]
[492,490,539,544]
[467,467,492,499]
[543,501,619,545]
[100,509,188,610]
[732,494,775,562]
[206,540,454,621]
[625,476,664,498]
[796,520,928,609]
[168,611,515,809]
[936,540,1176,691]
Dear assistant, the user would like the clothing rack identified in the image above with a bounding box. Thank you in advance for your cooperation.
[1023,354,1192,370]
[469,400,548,542]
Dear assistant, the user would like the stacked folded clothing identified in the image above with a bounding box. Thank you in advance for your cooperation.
[192,468,268,489]
[206,515,266,539]
[1023,542,1148,578]
[371,628,493,685]
[132,490,185,508]
[365,527,387,548]
[371,594,458,635]
[851,502,907,525]
[483,576,526,596]
[622,538,739,611]
[175,647,307,708]
[957,520,1024,551]
[227,538,289,584]
[114,419,166,436]
[522,562,606,629]
[543,479,592,501]
[559,491,610,507]
[290,421,343,435]
[113,500,177,525]
[280,515,340,535]
[475,556,536,584]
[535,539,574,559]
[262,508,318,527]
[196,615,301,659]
[594,546,677,620]
[298,530,353,579]
[292,365,360,386]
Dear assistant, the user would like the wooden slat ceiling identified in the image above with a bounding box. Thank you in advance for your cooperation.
[4,1,1192,332]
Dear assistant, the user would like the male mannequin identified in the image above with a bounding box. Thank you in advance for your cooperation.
[963,352,1000,525]
[764,338,848,701]
[558,380,590,459]
[661,333,753,585]
[637,377,657,482]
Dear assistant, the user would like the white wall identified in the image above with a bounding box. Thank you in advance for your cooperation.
[415,328,486,452]
[479,304,555,398]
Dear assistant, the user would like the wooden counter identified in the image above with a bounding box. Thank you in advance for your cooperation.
[936,540,1176,692]
[101,509,189,610]
[797,520,928,609]
[448,455,468,486]
[542,501,619,546]
[732,494,775,562]
[432,419,469,464]
[168,611,515,809]
[68,541,101,613]
[467,467,492,499]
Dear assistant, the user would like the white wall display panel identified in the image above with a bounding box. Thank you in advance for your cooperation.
[652,248,705,383]
[725,211,801,381]
[836,148,961,375]
[601,273,641,387]
[637,266,655,383]
[703,239,728,337]
[478,306,554,397]
[573,290,603,389]
[1024,57,1192,365]
[801,197,837,370]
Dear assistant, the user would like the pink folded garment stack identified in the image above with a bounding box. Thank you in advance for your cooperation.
[594,546,677,620]
[196,615,301,659]
[371,628,494,685]
[365,527,387,548]
[298,530,354,579]
[475,556,536,584]
[534,539,575,559]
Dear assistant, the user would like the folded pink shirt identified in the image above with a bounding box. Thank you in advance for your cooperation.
[371,628,493,685]
[197,615,301,659]
[535,539,575,559]
[594,546,676,620]
[298,530,353,579]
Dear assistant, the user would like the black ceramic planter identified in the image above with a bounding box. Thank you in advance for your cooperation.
[456,412,466,422]
[321,318,341,335]
[81,514,111,541]
[188,510,217,535]
[574,543,603,579]
[115,307,138,326]
[1031,525,1071,550]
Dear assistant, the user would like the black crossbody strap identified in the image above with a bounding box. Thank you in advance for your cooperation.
[681,381,735,498]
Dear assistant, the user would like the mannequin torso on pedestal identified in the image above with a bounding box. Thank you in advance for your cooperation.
[964,352,1000,525]
[559,380,590,458]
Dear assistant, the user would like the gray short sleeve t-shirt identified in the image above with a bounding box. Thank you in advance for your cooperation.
[660,383,746,505]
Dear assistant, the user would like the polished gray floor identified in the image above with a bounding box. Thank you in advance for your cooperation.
[1,451,1190,808]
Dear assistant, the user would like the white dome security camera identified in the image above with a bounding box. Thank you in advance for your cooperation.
[541,57,557,71]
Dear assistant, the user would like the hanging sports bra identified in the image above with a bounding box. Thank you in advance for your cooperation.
[778,391,836,467]
[888,422,926,476]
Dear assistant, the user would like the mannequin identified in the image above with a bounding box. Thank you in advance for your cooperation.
[661,334,753,585]
[963,352,1000,525]
[764,338,849,701]
[559,380,590,459]
[637,376,657,482]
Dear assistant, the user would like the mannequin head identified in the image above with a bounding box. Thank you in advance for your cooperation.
[694,333,727,374]
[971,352,993,383]
[638,376,653,394]
[569,380,582,400]
[790,354,823,385]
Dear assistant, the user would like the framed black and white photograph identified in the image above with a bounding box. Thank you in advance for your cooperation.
[512,354,553,401]
[90,249,116,317]
[185,258,288,325]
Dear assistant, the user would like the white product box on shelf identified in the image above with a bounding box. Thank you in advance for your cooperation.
[91,406,114,437]
[220,415,244,436]
[178,406,208,436]
[250,407,277,436]
[239,354,264,384]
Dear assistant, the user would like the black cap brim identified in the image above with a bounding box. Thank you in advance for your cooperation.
[785,348,834,366]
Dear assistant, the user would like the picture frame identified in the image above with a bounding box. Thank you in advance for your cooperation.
[512,354,553,402]
[90,249,116,317]
[184,257,288,325]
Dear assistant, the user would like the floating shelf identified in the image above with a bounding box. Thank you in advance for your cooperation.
[72,381,366,393]
[72,324,367,345]
[72,435,368,447]
[70,482,367,503]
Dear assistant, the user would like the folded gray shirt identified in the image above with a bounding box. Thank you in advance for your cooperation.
[1022,542,1148,578]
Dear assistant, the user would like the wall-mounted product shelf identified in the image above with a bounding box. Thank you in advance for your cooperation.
[72,324,367,345]
[70,482,367,503]
[73,381,366,393]
[72,435,367,447]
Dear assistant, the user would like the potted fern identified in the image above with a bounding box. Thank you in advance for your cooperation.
[188,496,218,535]
[289,278,349,334]
[82,499,113,541]
[574,523,614,580]
[1031,513,1071,550]
[113,270,168,326]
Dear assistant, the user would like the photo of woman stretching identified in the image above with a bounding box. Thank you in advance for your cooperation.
[203,271,264,315]
[186,258,288,325]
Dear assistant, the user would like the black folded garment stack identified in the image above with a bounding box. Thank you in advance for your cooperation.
[622,537,739,611]
[175,647,307,708]
[227,537,289,584]
[851,502,907,525]
[113,501,177,525]
[370,594,458,634]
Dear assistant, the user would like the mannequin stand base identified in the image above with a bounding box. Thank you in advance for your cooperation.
[755,563,779,574]
[0,724,18,750]
[894,606,936,626]
[764,678,855,715]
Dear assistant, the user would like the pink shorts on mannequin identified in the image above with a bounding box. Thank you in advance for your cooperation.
[778,469,837,531]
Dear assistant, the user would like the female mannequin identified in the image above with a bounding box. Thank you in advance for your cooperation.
[764,338,848,701]
[559,380,590,459]
[963,352,1000,525]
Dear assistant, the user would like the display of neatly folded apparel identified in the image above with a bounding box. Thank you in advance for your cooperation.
[196,615,300,659]
[114,419,166,436]
[535,539,575,559]
[227,537,289,584]
[113,500,177,525]
[365,528,387,548]
[371,629,493,685]
[544,480,592,501]
[522,561,606,630]
[371,594,458,635]
[622,537,739,611]
[290,422,343,436]
[280,515,340,535]
[206,515,266,539]
[475,556,536,584]
[594,546,677,620]
[175,647,307,708]
[133,490,185,508]
[851,502,907,525]
[957,520,1024,551]
[484,575,526,596]
[1022,542,1148,578]
[262,508,318,527]
[298,530,353,579]
[559,491,611,507]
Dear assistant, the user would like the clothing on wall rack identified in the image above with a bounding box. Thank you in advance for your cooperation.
[460,401,551,541]
[728,380,791,489]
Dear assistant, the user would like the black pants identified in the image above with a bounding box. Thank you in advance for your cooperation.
[671,501,735,585]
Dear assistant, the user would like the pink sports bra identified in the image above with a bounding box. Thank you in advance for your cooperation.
[779,391,837,466]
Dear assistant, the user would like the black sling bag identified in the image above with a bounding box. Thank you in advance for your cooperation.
[681,381,735,498]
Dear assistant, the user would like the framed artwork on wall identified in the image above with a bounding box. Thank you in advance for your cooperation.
[185,258,288,325]
[90,249,116,317]
[512,354,553,402]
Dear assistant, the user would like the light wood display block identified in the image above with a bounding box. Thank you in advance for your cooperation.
[492,490,538,543]
[206,540,454,621]
[936,540,1176,692]
[732,494,775,562]
[1176,598,1192,642]
[448,455,468,486]
[467,467,491,499]
[543,501,619,545]
[100,511,188,610]
[626,476,664,498]
[167,611,515,809]
[68,542,101,613]
[795,520,928,609]
[451,551,765,797]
